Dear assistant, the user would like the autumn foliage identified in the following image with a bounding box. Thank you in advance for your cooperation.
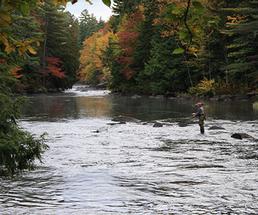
[116,10,143,80]
[46,57,65,79]
[79,8,144,84]
[10,66,23,79]
[79,25,113,84]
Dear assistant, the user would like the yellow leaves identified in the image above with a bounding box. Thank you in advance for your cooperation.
[79,29,113,82]
[52,0,68,5]
[138,4,145,13]
[27,46,37,55]
[0,34,38,56]
[198,79,215,91]
[189,78,215,96]
[161,30,175,38]
[188,46,199,55]
[226,15,246,25]
[0,33,15,54]
[0,0,94,56]
[0,10,12,27]
[16,40,38,56]
[10,66,23,79]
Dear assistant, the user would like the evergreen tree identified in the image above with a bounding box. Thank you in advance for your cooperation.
[224,0,258,88]
[39,1,80,90]
[138,28,187,94]
[133,0,159,73]
[111,0,142,32]
[61,12,80,88]
[103,37,124,92]
[112,0,142,16]
[79,9,105,46]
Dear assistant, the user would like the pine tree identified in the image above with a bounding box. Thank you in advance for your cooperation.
[133,0,159,73]
[39,1,79,90]
[79,9,104,46]
[224,0,258,88]
[112,0,141,16]
[138,28,188,94]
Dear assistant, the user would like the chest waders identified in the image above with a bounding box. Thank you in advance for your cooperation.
[198,114,205,134]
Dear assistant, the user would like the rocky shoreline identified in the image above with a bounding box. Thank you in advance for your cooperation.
[74,85,258,105]
[113,92,258,102]
[19,83,258,102]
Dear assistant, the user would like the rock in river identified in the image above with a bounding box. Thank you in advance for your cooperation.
[231,133,254,140]
[178,122,189,127]
[107,122,126,126]
[112,115,140,123]
[208,126,226,130]
[153,122,163,127]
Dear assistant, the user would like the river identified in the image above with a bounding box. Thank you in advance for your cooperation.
[0,85,257,214]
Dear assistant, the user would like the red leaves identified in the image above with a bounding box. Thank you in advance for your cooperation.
[122,67,134,80]
[117,56,133,65]
[0,58,6,64]
[117,32,139,55]
[10,66,23,79]
[45,57,65,79]
[115,11,143,80]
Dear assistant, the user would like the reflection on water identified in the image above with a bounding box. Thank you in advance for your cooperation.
[253,101,258,112]
[22,92,258,121]
[1,87,258,214]
[76,97,112,118]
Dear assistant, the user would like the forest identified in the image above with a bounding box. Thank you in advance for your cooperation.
[79,0,258,96]
[0,0,257,173]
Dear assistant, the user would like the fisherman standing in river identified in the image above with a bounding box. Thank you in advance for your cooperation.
[192,102,206,134]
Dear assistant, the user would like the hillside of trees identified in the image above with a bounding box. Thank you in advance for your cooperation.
[79,0,258,96]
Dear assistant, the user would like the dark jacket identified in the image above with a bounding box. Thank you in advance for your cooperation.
[195,107,205,118]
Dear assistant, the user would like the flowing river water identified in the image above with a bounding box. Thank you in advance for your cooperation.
[0,85,258,214]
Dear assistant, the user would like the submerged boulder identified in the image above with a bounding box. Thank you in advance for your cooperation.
[231,133,254,140]
[177,122,189,127]
[112,115,140,123]
[92,130,100,133]
[153,122,163,127]
[96,82,108,89]
[107,122,126,126]
[208,126,226,130]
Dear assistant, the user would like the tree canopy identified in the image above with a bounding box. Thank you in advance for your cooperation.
[78,0,258,95]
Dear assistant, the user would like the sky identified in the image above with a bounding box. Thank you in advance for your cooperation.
[65,0,113,21]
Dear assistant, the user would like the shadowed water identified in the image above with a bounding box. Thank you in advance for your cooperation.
[0,85,257,214]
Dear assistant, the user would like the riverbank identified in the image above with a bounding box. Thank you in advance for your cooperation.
[19,83,258,103]
[112,91,258,102]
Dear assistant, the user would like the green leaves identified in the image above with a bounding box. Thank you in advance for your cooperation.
[192,0,205,14]
[102,0,111,7]
[172,47,184,55]
[164,3,182,20]
[179,31,189,41]
[20,2,30,16]
[0,89,48,175]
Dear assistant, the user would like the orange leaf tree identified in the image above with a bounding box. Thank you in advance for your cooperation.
[79,25,113,85]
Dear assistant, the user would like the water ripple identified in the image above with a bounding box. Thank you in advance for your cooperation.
[1,94,258,214]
